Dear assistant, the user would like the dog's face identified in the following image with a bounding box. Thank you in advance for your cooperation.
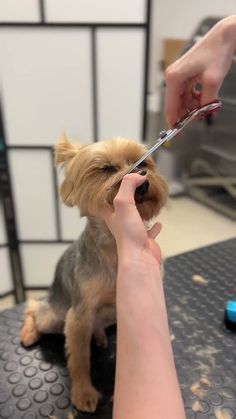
[55,135,168,221]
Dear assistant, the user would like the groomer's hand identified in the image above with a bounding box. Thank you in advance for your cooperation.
[165,16,236,127]
[101,173,162,265]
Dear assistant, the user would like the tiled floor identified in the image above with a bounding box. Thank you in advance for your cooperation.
[0,290,47,312]
[1,197,236,311]
[158,196,236,257]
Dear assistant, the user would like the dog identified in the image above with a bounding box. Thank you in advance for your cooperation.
[20,135,168,412]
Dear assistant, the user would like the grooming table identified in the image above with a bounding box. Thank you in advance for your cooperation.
[1,239,236,418]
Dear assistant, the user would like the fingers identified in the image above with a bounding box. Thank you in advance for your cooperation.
[200,72,220,106]
[147,222,162,240]
[165,71,183,127]
[183,76,201,111]
[113,173,147,210]
[165,72,220,127]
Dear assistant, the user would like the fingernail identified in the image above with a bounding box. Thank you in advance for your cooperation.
[138,170,147,176]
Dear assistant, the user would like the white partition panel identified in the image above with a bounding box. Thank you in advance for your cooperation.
[59,200,87,241]
[0,29,93,145]
[97,29,145,141]
[45,0,146,23]
[0,201,7,245]
[0,0,39,22]
[21,243,69,287]
[0,248,12,294]
[57,169,87,240]
[8,150,57,240]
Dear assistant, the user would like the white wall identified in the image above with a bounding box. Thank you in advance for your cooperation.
[45,0,146,23]
[149,0,236,99]
[0,29,93,145]
[0,202,12,294]
[97,29,145,140]
[0,0,39,22]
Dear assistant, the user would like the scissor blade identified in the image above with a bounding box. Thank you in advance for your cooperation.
[125,127,178,175]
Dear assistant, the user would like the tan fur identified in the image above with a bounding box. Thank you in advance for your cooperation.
[55,137,168,218]
[65,279,116,412]
[21,136,168,412]
[20,300,41,346]
[55,133,82,165]
[214,407,233,419]
[65,307,101,412]
[21,300,65,347]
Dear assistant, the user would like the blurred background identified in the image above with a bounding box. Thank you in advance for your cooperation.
[1,0,236,308]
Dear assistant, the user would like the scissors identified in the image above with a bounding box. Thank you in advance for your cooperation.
[110,99,222,189]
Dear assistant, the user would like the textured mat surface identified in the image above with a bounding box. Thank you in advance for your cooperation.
[1,238,236,418]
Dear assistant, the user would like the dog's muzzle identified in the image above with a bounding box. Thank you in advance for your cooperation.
[135,180,149,203]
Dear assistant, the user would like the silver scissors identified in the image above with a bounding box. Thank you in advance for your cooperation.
[111,99,221,188]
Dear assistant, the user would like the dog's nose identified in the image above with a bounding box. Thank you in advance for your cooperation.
[132,168,147,176]
[135,180,149,196]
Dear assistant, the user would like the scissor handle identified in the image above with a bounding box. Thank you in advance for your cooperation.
[173,99,222,129]
[108,100,222,190]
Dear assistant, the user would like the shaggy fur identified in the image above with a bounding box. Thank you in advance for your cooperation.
[21,135,168,412]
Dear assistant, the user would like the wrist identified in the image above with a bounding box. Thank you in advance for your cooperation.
[117,246,162,270]
[117,251,163,293]
[116,260,165,321]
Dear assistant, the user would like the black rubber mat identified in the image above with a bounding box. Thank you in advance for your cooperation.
[1,238,236,418]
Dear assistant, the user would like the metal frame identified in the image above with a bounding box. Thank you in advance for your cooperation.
[0,0,152,302]
[0,100,25,303]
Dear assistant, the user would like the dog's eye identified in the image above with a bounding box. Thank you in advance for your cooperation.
[137,161,147,169]
[101,165,117,174]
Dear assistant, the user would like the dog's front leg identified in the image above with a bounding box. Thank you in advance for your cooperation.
[65,306,101,412]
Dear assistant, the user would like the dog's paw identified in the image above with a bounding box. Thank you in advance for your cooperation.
[72,383,101,412]
[20,324,41,347]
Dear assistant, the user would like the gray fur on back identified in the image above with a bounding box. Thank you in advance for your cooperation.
[48,217,117,312]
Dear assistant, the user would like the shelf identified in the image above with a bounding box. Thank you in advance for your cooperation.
[188,185,236,220]
[201,144,236,163]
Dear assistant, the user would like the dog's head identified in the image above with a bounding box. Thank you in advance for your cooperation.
[55,135,168,221]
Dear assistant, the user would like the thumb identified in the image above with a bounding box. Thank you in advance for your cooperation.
[147,222,162,239]
[113,173,147,210]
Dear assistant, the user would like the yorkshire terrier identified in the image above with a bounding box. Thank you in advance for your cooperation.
[21,135,168,412]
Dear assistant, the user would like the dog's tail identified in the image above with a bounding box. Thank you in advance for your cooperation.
[55,133,82,166]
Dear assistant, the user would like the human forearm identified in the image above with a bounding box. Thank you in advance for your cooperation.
[113,257,186,419]
[101,173,183,417]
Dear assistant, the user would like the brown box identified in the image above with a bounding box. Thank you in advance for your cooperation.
[163,38,186,69]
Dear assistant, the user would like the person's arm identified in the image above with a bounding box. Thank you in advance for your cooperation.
[114,257,185,419]
[102,174,186,419]
[165,15,236,127]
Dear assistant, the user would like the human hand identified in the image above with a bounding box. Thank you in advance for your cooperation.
[165,16,236,127]
[101,173,162,265]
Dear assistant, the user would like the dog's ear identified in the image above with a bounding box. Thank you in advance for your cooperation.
[55,134,82,206]
[55,133,82,166]
[60,179,75,207]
